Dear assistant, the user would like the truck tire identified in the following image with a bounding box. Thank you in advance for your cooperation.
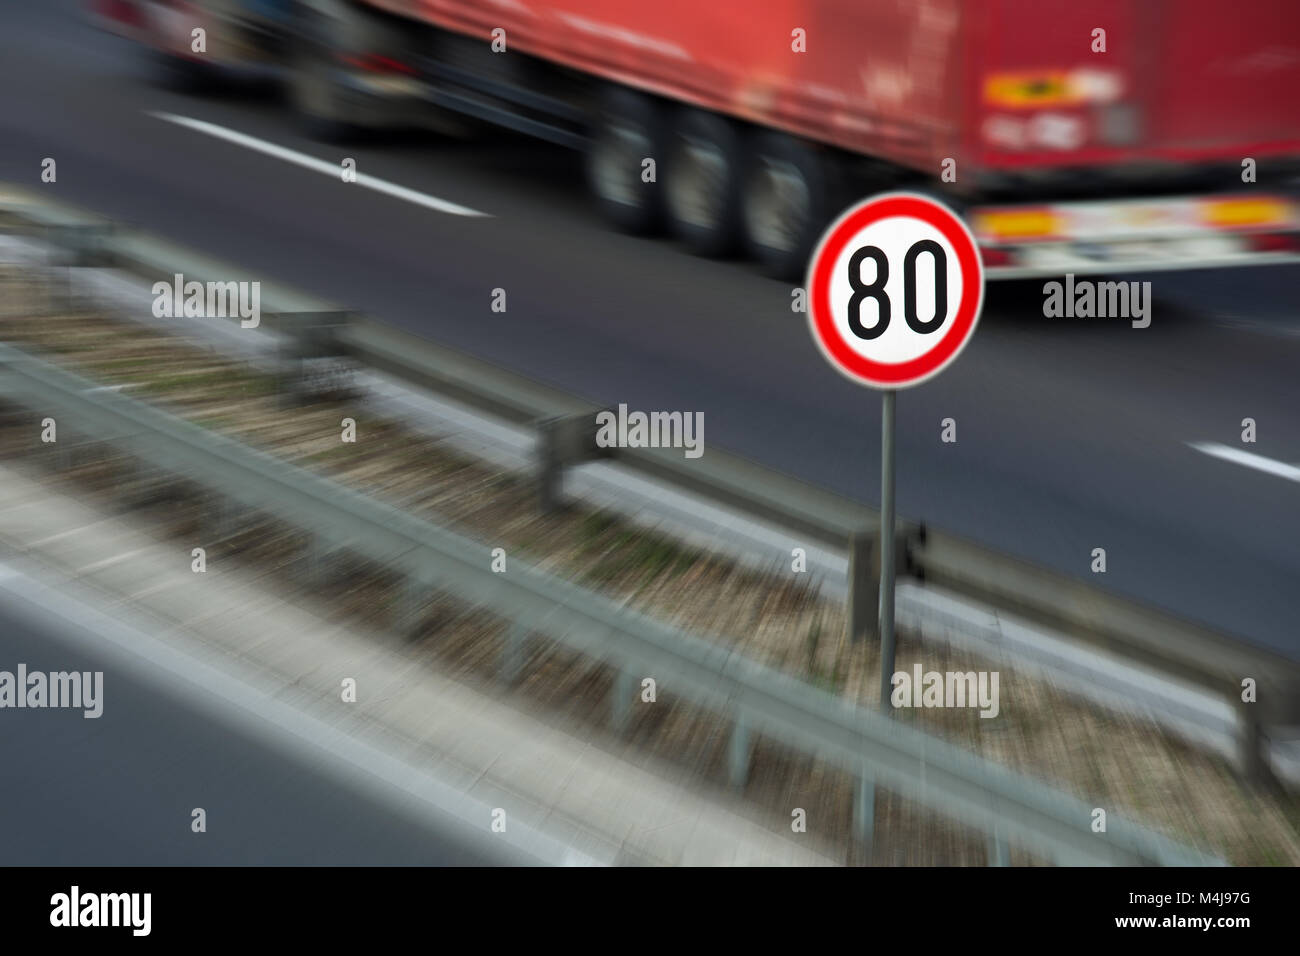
[288,0,394,143]
[665,109,743,258]
[741,132,831,280]
[586,88,666,234]
[144,0,229,95]
[150,48,220,94]
[287,32,362,143]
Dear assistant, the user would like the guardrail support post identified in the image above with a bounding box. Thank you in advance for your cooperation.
[847,532,877,644]
[55,433,73,472]
[203,495,234,545]
[728,710,750,790]
[277,311,356,407]
[48,425,89,472]
[299,534,333,591]
[1235,694,1269,785]
[500,623,525,686]
[987,828,1009,866]
[537,420,564,513]
[611,669,634,733]
[853,765,875,854]
[114,455,159,512]
[537,412,611,513]
[46,266,74,316]
[46,222,115,268]
[396,575,426,637]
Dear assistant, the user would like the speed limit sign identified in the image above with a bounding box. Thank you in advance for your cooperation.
[807,192,984,389]
[806,192,985,712]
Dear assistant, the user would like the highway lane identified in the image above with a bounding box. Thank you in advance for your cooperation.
[0,595,496,866]
[3,0,1299,655]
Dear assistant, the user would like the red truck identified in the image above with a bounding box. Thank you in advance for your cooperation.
[96,0,1300,279]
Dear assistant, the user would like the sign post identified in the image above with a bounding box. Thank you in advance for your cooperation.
[878,388,896,712]
[805,192,985,712]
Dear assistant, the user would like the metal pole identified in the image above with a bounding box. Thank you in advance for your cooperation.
[853,764,876,851]
[612,669,635,732]
[728,710,750,790]
[501,623,525,686]
[878,389,897,713]
[987,828,1010,867]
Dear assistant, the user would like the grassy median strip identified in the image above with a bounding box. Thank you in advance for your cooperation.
[1,264,1296,864]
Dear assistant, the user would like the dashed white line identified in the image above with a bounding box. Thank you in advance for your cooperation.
[1188,441,1300,483]
[150,111,490,218]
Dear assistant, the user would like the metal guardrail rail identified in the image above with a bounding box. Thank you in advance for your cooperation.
[2,184,1296,783]
[0,341,1222,866]
[337,297,1300,788]
[292,294,1300,786]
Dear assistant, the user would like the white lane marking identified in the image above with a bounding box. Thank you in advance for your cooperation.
[1188,441,1300,483]
[149,111,490,218]
[1213,316,1300,339]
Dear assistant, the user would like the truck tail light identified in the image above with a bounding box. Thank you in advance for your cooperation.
[1246,233,1300,253]
[972,207,1063,243]
[1199,197,1296,231]
[340,53,417,75]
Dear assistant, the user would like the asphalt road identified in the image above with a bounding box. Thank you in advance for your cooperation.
[3,1,1299,656]
[0,591,494,866]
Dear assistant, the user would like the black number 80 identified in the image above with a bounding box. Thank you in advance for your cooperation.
[847,239,948,339]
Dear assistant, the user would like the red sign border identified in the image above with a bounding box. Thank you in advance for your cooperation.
[807,192,984,389]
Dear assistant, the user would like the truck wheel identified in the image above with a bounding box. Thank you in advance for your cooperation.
[287,0,376,143]
[288,39,362,143]
[586,89,665,234]
[150,48,220,94]
[741,132,831,280]
[145,0,226,96]
[665,109,743,258]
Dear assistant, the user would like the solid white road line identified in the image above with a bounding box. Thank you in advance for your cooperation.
[1188,441,1300,483]
[150,111,490,218]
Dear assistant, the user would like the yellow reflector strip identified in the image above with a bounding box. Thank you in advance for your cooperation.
[983,72,1073,108]
[1200,197,1294,229]
[974,209,1062,242]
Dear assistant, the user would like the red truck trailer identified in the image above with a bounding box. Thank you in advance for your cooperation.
[95,0,1300,279]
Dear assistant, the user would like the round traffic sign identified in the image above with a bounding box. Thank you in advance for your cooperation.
[806,192,984,389]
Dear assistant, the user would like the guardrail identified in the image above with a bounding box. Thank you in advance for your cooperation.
[335,297,1300,787]
[320,313,1300,780]
[0,340,1223,866]
[3,186,1298,785]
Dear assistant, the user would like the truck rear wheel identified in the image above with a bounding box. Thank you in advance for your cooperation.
[150,48,221,94]
[586,89,665,234]
[741,132,830,280]
[665,109,743,258]
[288,36,362,143]
[288,0,396,143]
[144,0,227,94]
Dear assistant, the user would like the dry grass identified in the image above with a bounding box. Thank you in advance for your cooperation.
[2,263,1296,865]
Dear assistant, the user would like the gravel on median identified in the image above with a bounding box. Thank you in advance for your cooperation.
[1,263,1295,865]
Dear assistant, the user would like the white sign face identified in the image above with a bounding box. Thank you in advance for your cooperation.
[807,192,985,389]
